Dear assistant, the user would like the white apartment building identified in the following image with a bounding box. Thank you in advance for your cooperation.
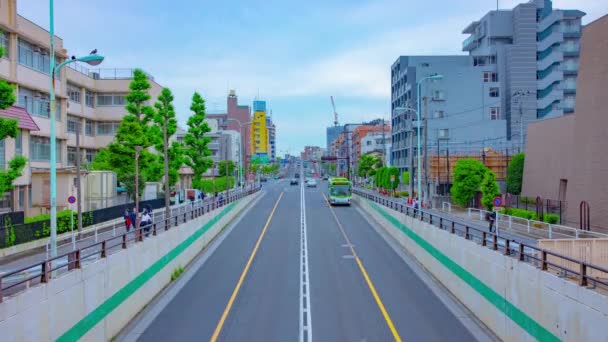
[0,0,163,215]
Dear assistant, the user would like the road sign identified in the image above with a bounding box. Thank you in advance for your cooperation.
[68,195,76,204]
[493,196,502,207]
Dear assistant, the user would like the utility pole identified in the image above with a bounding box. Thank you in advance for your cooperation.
[134,146,142,229]
[423,96,429,205]
[76,121,82,231]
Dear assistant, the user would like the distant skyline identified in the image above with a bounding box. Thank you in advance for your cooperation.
[18,0,606,155]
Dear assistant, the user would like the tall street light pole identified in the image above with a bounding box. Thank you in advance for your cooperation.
[416,74,443,205]
[49,0,104,258]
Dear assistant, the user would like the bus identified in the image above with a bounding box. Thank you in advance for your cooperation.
[328,177,352,206]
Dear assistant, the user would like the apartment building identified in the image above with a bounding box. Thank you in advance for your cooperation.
[462,0,584,138]
[266,116,276,162]
[351,123,390,173]
[251,100,269,163]
[0,0,163,215]
[326,125,343,153]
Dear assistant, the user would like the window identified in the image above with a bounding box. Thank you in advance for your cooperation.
[67,146,77,166]
[67,83,81,103]
[438,129,449,139]
[0,32,9,59]
[490,107,500,120]
[85,119,94,136]
[18,187,24,210]
[483,72,498,82]
[366,141,372,146]
[96,121,120,135]
[433,110,444,119]
[67,115,80,134]
[15,130,22,156]
[432,90,445,101]
[29,136,62,162]
[489,87,499,97]
[97,93,126,106]
[85,90,94,107]
[28,186,32,208]
[18,39,53,74]
[86,149,96,163]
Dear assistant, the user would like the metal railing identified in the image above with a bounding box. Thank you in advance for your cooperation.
[353,188,608,291]
[67,63,155,81]
[0,187,260,302]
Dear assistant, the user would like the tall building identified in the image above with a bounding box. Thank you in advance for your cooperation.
[0,0,163,214]
[351,123,390,174]
[391,56,508,175]
[251,100,268,163]
[266,115,276,162]
[206,90,251,171]
[326,125,343,152]
[462,0,584,141]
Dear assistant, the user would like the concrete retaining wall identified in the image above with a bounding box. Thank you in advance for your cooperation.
[354,195,608,342]
[0,193,259,342]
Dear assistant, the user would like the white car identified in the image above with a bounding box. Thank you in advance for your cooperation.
[307,179,317,187]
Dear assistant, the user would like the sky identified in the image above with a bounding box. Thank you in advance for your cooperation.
[18,0,606,156]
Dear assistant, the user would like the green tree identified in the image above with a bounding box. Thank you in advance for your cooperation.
[218,160,235,177]
[402,171,410,185]
[357,155,377,178]
[481,170,501,211]
[450,159,488,207]
[183,92,213,189]
[153,88,182,218]
[506,153,525,195]
[91,69,160,199]
[0,43,27,195]
[387,166,400,191]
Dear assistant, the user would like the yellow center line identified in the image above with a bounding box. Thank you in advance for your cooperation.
[322,193,403,342]
[210,191,284,342]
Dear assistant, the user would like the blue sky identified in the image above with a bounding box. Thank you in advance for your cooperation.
[18,0,605,156]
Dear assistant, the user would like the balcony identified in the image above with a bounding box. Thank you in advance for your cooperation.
[462,34,479,51]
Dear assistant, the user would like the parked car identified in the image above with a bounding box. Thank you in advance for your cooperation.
[290,178,299,185]
[307,179,317,187]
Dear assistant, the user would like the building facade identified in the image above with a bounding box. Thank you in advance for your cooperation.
[0,0,163,215]
[522,16,608,232]
[326,125,343,153]
[351,123,390,174]
[391,55,508,178]
[266,116,276,162]
[251,100,268,163]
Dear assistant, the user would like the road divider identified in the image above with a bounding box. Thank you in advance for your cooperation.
[300,180,313,342]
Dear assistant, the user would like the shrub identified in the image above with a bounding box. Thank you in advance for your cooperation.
[481,170,500,211]
[171,266,185,281]
[543,213,560,224]
[501,208,538,221]
[399,191,409,197]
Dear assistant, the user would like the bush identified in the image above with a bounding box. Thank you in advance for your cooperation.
[399,191,409,197]
[501,208,538,221]
[543,213,560,224]
[26,209,77,234]
[506,153,525,195]
[521,197,536,205]
[171,266,184,281]
[364,184,372,189]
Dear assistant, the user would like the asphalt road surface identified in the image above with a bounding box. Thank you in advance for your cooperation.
[133,176,481,342]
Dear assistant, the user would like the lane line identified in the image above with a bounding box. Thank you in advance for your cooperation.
[300,170,313,342]
[210,192,284,342]
[322,193,402,342]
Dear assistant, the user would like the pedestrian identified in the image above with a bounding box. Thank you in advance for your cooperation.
[123,209,131,232]
[487,210,497,232]
[413,198,419,217]
[141,210,152,236]
[130,208,137,232]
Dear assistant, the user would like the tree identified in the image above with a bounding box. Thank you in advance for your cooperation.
[357,155,377,178]
[153,88,181,219]
[507,153,525,195]
[91,69,160,199]
[450,159,488,207]
[387,166,400,191]
[218,160,235,177]
[183,92,213,189]
[0,43,27,196]
[402,171,410,185]
[481,170,501,211]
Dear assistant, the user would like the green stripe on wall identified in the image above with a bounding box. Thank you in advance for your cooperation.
[367,200,560,342]
[57,201,239,342]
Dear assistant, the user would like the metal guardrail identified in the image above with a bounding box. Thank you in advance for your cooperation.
[353,189,608,291]
[0,187,260,302]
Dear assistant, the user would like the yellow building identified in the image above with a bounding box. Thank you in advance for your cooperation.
[251,100,268,163]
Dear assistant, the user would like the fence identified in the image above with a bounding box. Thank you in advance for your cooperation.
[0,198,165,249]
[0,186,260,302]
[352,188,608,291]
[505,194,564,222]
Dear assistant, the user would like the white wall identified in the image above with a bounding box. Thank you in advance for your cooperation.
[0,193,259,341]
[354,196,608,342]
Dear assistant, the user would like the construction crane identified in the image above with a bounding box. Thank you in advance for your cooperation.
[330,96,339,126]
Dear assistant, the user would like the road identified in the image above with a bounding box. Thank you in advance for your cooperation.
[129,174,484,341]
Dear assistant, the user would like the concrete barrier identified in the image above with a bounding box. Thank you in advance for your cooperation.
[0,192,260,342]
[354,195,608,342]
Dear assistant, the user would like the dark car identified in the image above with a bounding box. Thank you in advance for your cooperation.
[295,173,300,178]
[290,178,299,185]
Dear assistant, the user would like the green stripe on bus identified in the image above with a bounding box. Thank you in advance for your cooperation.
[367,200,560,342]
[57,201,238,342]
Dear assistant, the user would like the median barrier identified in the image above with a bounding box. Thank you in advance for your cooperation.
[353,194,608,342]
[0,189,261,341]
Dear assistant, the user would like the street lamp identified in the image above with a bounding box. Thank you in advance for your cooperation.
[49,0,105,258]
[416,74,443,205]
[225,118,252,187]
